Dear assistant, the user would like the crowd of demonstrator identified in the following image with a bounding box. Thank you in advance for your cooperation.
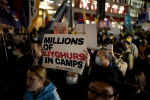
[0,28,150,100]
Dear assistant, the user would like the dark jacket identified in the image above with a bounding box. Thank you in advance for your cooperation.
[119,90,150,100]
[137,59,150,93]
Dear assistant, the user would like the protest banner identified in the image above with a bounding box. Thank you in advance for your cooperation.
[42,34,88,74]
[76,24,97,50]
[53,22,67,34]
[110,27,120,35]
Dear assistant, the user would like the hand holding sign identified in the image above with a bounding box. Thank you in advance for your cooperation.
[84,49,90,66]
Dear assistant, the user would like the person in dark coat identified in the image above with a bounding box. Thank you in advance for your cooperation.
[119,68,150,100]
[136,47,150,93]
[13,42,30,100]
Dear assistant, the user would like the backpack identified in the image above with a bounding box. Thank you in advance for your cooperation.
[126,52,137,69]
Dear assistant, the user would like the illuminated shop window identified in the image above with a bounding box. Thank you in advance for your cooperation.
[80,0,91,10]
[118,6,124,14]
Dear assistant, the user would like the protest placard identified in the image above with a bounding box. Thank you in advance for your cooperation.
[76,24,97,49]
[53,22,67,34]
[110,27,120,35]
[42,34,88,74]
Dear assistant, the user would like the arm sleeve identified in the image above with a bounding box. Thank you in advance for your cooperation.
[127,54,134,70]
[113,56,128,76]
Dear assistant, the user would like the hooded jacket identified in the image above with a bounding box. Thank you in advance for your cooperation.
[23,82,60,100]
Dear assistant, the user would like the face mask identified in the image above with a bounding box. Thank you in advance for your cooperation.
[13,50,17,56]
[114,54,120,59]
[133,36,137,40]
[33,37,38,41]
[99,32,102,35]
[66,77,77,85]
[91,50,94,54]
[139,40,142,42]
[123,45,127,51]
[95,57,103,65]
[103,46,107,49]
[107,31,110,36]
[124,84,139,94]
[109,37,113,39]
[146,55,150,59]
[7,46,11,50]
[97,47,102,50]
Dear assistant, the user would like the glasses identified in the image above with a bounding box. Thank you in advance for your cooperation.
[88,88,115,100]
[96,54,104,57]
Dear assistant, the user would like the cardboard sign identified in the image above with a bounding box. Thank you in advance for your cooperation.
[53,22,67,34]
[110,27,120,35]
[76,24,97,50]
[42,34,88,74]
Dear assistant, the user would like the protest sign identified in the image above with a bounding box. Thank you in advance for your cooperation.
[76,24,97,49]
[110,27,120,35]
[53,22,67,34]
[42,34,88,74]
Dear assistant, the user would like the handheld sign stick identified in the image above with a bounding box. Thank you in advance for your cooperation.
[83,24,85,35]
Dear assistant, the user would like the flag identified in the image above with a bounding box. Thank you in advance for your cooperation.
[95,14,100,24]
[45,10,50,25]
[19,0,40,33]
[133,6,150,29]
[0,0,40,32]
[0,0,22,28]
[77,10,86,24]
[124,10,132,30]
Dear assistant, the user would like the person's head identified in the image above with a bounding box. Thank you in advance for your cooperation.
[120,37,125,44]
[95,48,112,66]
[109,34,114,40]
[142,37,148,45]
[14,35,21,45]
[144,47,150,62]
[88,67,123,100]
[133,33,139,40]
[122,38,131,51]
[6,33,14,42]
[13,42,25,57]
[3,29,9,36]
[103,40,111,49]
[33,33,38,41]
[102,33,107,41]
[97,41,103,50]
[26,65,50,93]
[31,41,42,57]
[124,68,146,95]
[113,48,124,60]
[66,71,79,85]
[126,34,133,43]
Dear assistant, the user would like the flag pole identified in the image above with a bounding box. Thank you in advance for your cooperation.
[0,23,9,67]
[20,0,35,62]
[83,24,85,34]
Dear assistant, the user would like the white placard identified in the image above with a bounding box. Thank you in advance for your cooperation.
[110,27,120,35]
[42,34,88,74]
[76,24,97,49]
[53,22,67,34]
